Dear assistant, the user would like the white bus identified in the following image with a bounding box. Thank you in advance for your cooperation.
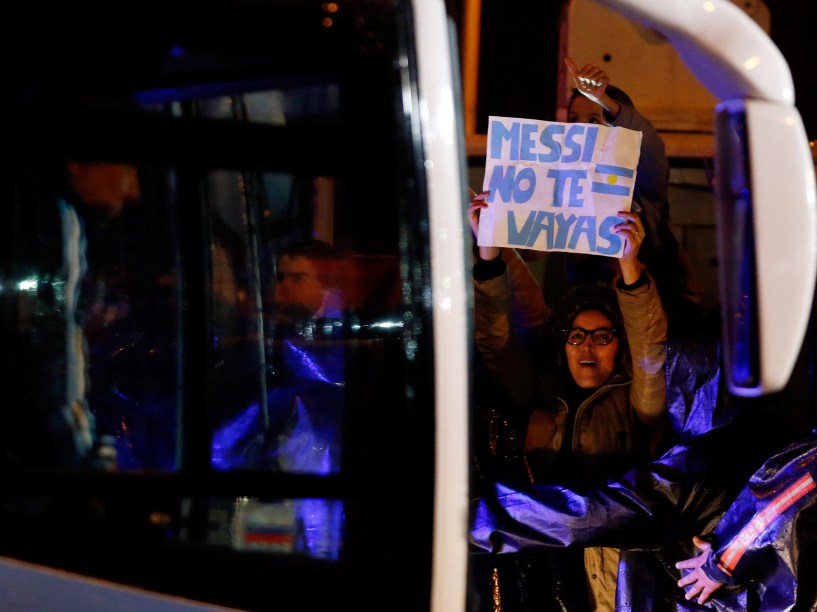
[1,0,813,610]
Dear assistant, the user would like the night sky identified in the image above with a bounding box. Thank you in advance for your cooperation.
[765,0,816,141]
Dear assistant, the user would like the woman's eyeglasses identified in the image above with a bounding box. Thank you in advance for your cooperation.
[564,327,617,346]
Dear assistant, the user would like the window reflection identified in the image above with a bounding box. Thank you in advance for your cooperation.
[7,68,403,560]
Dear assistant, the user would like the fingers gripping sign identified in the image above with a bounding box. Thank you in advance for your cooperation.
[613,210,644,285]
[468,189,489,239]
[468,189,499,261]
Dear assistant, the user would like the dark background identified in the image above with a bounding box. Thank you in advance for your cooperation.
[457,0,816,142]
[760,0,816,140]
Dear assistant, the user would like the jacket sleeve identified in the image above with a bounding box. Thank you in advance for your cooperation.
[616,271,668,430]
[474,265,542,413]
[703,438,817,589]
[471,439,729,554]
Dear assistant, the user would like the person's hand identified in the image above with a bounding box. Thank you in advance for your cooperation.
[614,210,644,285]
[565,56,608,98]
[468,190,488,239]
[676,536,725,604]
[468,190,500,261]
[564,57,620,118]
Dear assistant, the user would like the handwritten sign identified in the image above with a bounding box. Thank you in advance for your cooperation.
[477,115,642,257]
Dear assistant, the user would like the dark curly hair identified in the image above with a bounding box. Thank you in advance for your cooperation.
[549,281,630,377]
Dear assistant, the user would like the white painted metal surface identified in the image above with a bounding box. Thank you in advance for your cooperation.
[0,557,237,612]
[413,1,471,611]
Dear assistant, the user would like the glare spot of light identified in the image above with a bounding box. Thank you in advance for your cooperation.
[744,56,760,70]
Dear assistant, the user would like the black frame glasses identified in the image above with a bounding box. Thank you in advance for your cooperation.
[563,327,617,346]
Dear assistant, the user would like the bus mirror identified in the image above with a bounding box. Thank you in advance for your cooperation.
[714,98,816,396]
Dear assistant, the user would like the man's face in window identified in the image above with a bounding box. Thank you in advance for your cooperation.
[274,255,325,319]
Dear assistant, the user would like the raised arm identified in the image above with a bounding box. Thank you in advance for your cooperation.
[614,211,668,431]
[565,56,669,210]
[470,192,543,411]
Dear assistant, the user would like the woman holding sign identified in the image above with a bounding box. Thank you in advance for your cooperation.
[470,199,668,611]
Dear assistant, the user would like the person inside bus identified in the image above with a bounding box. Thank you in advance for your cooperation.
[272,238,346,324]
[212,238,348,559]
[215,237,348,469]
[470,200,669,610]
[4,158,141,472]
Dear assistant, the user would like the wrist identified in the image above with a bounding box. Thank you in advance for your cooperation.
[478,245,501,261]
[618,269,647,290]
[600,95,621,121]
[474,254,506,281]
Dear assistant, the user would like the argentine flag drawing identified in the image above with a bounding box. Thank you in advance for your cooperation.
[592,164,635,197]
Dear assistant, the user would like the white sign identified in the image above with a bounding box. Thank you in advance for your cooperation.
[478,115,642,257]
